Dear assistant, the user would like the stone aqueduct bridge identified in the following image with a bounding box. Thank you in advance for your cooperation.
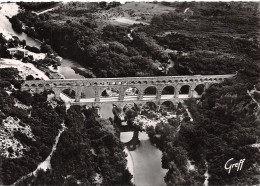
[21,74,234,109]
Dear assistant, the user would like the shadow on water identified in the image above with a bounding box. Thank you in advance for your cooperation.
[59,58,87,79]
[123,130,140,151]
[121,131,167,186]
[100,103,167,186]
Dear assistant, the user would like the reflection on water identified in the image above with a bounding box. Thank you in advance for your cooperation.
[101,103,167,185]
[102,103,168,186]
[120,132,134,143]
[59,58,86,79]
[82,89,95,99]
[121,132,167,186]
[99,103,113,119]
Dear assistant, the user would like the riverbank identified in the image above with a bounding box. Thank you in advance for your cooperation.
[0,3,19,18]
[0,3,41,47]
[129,132,167,186]
[124,148,134,182]
[0,58,49,80]
[0,38,64,79]
[0,4,65,80]
[120,131,167,186]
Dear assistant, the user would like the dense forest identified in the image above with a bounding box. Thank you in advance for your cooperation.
[0,68,61,184]
[0,68,131,185]
[15,2,260,78]
[17,2,59,11]
[19,106,132,185]
[147,67,260,184]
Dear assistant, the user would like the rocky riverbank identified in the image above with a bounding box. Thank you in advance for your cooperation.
[0,3,64,80]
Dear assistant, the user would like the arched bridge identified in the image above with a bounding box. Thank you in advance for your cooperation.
[21,74,234,108]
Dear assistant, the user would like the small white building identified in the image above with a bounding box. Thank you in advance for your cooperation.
[7,48,17,56]
[17,48,28,58]
[7,48,28,58]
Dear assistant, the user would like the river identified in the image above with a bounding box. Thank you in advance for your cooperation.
[0,3,86,79]
[0,3,167,185]
[58,58,86,79]
[121,132,167,186]
[0,3,41,47]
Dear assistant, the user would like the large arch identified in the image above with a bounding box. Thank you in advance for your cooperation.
[80,87,96,102]
[143,86,157,100]
[159,101,175,112]
[122,102,139,112]
[194,84,205,97]
[44,89,56,101]
[61,88,76,99]
[100,87,120,101]
[179,85,190,98]
[125,87,139,96]
[124,87,139,101]
[161,86,175,99]
[141,101,157,113]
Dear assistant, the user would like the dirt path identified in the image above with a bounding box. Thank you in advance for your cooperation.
[247,89,260,108]
[11,123,66,185]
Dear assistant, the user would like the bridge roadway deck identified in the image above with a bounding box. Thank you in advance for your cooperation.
[65,95,201,107]
[22,74,235,86]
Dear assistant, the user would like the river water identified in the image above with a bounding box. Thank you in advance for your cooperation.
[0,3,167,185]
[58,58,86,79]
[126,132,167,186]
[0,3,86,79]
[0,3,41,47]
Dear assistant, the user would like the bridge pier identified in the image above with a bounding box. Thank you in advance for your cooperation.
[204,83,211,90]
[138,93,143,100]
[119,93,125,101]
[189,85,195,98]
[53,88,61,99]
[95,96,100,102]
[119,88,125,101]
[156,88,162,100]
[37,87,46,94]
[75,96,80,102]
[155,100,161,111]
[75,86,82,102]
[189,89,194,98]
[35,88,41,94]
[175,85,180,98]
[95,107,101,117]
[94,89,100,102]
